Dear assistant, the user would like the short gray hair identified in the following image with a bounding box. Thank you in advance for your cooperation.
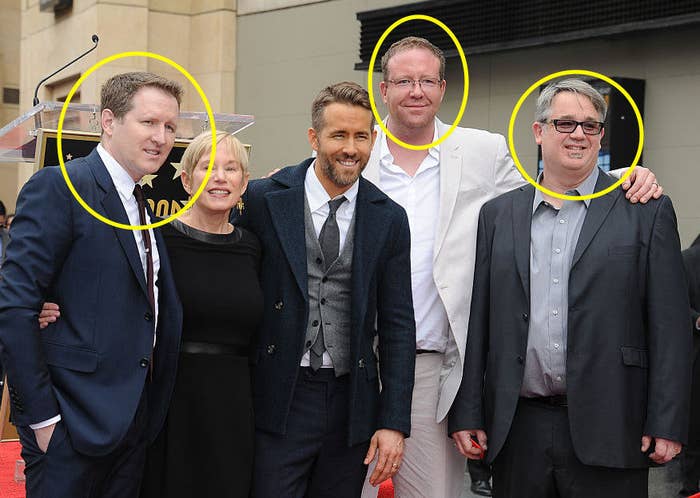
[535,78,607,123]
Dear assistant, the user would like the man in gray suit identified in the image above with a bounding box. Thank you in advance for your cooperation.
[361,37,664,498]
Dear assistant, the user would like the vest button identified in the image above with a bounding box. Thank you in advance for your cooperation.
[267,344,276,354]
[320,298,326,305]
[312,320,319,327]
[522,312,529,322]
[322,276,328,283]
[274,301,284,310]
[517,356,524,364]
[316,257,322,265]
[305,340,311,347]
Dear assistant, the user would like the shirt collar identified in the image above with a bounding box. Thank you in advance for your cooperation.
[379,119,440,170]
[532,167,599,213]
[96,143,137,203]
[304,160,359,213]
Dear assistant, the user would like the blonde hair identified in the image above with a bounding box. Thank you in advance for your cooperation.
[180,131,249,178]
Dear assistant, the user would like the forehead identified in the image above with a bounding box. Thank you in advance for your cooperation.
[320,102,373,132]
[549,91,599,118]
[128,86,179,115]
[386,47,441,76]
[197,141,239,163]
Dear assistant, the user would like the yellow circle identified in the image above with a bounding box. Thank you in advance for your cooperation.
[57,51,217,231]
[507,69,644,201]
[367,15,469,151]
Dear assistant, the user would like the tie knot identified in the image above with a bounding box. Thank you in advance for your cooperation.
[328,196,346,216]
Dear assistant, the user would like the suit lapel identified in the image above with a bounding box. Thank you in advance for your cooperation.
[434,120,462,259]
[88,150,149,297]
[363,131,382,185]
[571,171,621,269]
[513,186,535,298]
[265,170,308,299]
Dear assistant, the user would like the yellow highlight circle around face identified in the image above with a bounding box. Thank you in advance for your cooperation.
[508,69,644,201]
[367,14,469,151]
[57,51,216,231]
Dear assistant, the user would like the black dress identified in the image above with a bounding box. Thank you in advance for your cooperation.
[141,219,263,498]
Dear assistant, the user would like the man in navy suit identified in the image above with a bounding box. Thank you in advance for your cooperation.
[240,81,416,497]
[0,72,183,498]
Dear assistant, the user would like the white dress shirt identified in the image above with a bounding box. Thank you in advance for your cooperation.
[300,160,359,368]
[377,124,450,353]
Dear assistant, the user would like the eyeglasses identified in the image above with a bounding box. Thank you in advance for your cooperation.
[386,78,442,90]
[545,119,604,135]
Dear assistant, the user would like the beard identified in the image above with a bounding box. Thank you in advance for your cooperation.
[317,153,365,188]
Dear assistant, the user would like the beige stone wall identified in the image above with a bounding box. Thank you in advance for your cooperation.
[0,0,21,213]
[235,0,700,247]
[0,0,238,206]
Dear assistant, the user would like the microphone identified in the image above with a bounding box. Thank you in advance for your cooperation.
[33,34,99,107]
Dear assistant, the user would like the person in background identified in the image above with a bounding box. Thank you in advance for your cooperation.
[5,213,14,229]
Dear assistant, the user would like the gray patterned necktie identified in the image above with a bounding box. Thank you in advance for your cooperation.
[310,196,346,370]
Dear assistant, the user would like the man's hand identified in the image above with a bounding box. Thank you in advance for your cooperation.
[452,429,488,459]
[641,435,682,464]
[38,302,60,329]
[34,423,57,453]
[622,166,663,204]
[363,428,405,486]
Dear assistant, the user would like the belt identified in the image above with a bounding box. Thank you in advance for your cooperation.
[521,395,568,407]
[416,349,442,355]
[180,341,250,356]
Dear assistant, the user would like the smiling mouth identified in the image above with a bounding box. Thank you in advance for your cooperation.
[337,158,357,168]
[208,189,231,195]
[144,149,161,157]
[565,145,586,159]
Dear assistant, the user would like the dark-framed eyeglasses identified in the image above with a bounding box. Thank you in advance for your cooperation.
[386,78,442,90]
[545,119,604,135]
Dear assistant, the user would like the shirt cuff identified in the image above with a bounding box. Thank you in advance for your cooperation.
[29,415,61,429]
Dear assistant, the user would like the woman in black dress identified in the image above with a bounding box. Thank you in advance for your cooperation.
[139,131,263,497]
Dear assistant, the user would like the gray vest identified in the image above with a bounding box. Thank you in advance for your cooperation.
[304,197,355,376]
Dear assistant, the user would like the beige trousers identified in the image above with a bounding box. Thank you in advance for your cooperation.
[361,352,466,498]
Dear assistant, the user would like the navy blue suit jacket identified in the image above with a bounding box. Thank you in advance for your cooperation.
[0,149,182,456]
[238,158,416,446]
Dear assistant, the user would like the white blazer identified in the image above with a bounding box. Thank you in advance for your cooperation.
[363,118,525,422]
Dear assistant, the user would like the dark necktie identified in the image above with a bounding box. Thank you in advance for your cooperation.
[310,196,346,370]
[133,185,155,313]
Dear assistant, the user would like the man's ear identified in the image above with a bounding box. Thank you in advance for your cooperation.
[379,81,388,104]
[532,121,544,146]
[308,127,319,152]
[101,109,116,137]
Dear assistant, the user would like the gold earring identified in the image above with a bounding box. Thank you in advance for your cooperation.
[236,199,245,214]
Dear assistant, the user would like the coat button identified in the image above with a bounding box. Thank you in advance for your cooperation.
[522,313,529,322]
[320,298,326,305]
[267,344,276,354]
[305,340,312,347]
[322,276,328,283]
[517,356,524,364]
[140,358,150,368]
[312,320,319,327]
[274,301,284,310]
[358,358,365,368]
[316,257,322,265]
[144,311,153,321]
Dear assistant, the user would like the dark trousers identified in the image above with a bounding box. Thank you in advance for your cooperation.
[681,336,700,493]
[492,398,648,498]
[468,458,492,482]
[17,386,150,498]
[254,368,370,498]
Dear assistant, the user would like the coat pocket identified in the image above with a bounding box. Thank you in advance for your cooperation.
[621,346,648,368]
[43,341,99,372]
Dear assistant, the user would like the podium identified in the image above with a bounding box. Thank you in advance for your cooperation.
[0,102,254,440]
